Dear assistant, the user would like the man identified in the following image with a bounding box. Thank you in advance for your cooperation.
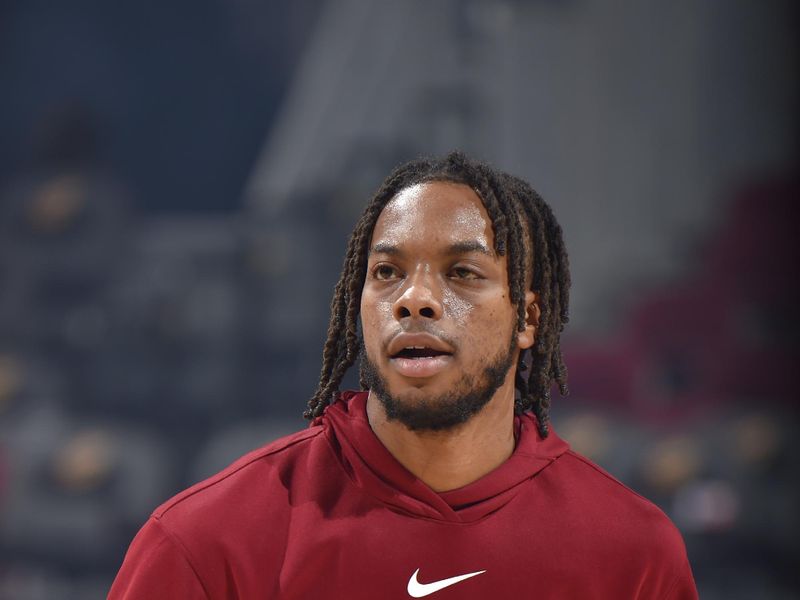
[110,152,698,598]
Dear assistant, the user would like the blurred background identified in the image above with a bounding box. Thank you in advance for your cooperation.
[0,0,797,598]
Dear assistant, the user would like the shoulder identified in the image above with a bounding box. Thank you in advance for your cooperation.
[537,448,696,595]
[153,425,329,531]
[546,448,688,555]
[112,425,340,598]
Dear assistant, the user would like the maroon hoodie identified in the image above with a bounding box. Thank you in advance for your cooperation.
[109,391,697,599]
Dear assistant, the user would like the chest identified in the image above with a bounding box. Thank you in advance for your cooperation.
[218,503,650,600]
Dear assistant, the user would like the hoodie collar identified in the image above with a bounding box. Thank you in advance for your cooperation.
[321,391,570,523]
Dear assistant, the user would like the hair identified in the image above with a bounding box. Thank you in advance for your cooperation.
[304,151,570,437]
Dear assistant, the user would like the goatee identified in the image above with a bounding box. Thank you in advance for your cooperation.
[360,334,517,432]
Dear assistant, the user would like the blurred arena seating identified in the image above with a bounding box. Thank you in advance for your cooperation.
[565,179,799,420]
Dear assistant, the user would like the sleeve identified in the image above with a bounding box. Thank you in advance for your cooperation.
[108,517,209,600]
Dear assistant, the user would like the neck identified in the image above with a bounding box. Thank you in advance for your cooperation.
[365,379,517,492]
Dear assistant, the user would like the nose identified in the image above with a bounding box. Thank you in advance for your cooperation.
[393,269,443,321]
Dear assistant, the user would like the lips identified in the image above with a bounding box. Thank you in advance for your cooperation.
[387,333,454,378]
[387,333,454,357]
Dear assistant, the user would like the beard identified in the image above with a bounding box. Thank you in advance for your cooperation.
[360,333,517,432]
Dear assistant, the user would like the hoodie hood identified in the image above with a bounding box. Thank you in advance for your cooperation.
[321,391,570,523]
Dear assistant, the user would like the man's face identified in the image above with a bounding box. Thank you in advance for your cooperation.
[360,181,531,431]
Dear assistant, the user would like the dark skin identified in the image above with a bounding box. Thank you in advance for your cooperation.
[361,182,540,491]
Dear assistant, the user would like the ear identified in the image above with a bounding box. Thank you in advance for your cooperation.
[517,290,540,350]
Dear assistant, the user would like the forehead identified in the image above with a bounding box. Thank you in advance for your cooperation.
[370,181,494,250]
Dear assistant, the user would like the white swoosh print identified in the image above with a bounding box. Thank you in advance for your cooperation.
[407,568,487,597]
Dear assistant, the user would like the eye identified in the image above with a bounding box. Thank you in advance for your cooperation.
[373,264,400,281]
[449,266,480,280]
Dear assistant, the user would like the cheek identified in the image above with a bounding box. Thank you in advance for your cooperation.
[442,288,473,326]
[364,299,393,328]
[360,295,394,348]
[468,299,517,341]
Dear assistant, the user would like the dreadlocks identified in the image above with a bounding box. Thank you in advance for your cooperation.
[304,151,570,437]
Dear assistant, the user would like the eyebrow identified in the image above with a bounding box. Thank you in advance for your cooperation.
[369,240,493,257]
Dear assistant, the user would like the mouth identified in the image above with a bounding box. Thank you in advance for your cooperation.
[388,345,454,378]
[391,346,451,360]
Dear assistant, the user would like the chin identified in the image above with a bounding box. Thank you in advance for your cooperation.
[382,390,492,432]
[363,360,507,433]
[360,331,517,431]
[389,373,450,393]
[385,385,441,406]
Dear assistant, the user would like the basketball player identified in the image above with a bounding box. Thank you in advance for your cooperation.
[109,152,698,599]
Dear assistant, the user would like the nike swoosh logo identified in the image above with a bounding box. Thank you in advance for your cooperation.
[407,568,486,597]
